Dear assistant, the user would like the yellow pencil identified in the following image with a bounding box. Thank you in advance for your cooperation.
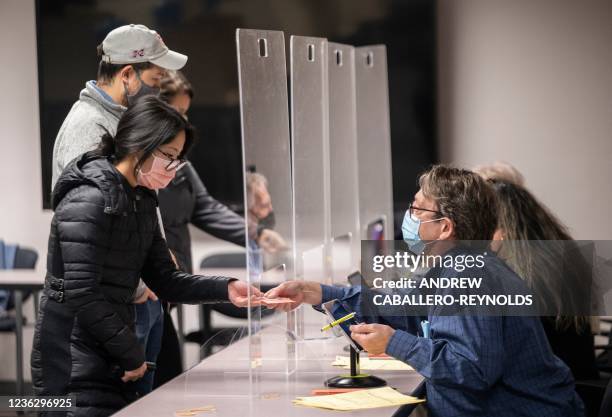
[321,312,356,332]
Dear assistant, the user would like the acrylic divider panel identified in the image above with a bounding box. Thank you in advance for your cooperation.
[328,42,361,284]
[236,28,296,384]
[355,45,394,243]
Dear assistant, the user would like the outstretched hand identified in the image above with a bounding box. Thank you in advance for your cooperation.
[263,281,305,312]
[264,280,323,311]
[228,280,263,307]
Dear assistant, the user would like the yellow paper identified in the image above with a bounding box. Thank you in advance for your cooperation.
[332,355,414,371]
[293,386,425,411]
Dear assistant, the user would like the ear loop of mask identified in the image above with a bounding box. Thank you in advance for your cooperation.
[122,68,134,105]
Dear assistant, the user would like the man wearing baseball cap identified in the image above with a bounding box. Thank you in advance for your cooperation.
[51,24,188,188]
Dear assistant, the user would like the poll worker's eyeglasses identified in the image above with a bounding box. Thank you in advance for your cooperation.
[408,203,443,218]
[155,149,187,171]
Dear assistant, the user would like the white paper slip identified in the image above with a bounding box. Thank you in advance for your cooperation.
[332,355,414,371]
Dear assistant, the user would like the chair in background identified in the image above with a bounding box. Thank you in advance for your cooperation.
[574,319,612,417]
[599,376,612,417]
[576,378,611,417]
[184,252,275,358]
[596,317,612,374]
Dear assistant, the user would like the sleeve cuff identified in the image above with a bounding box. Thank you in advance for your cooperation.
[219,277,237,302]
[320,284,348,304]
[386,329,419,363]
[119,342,146,371]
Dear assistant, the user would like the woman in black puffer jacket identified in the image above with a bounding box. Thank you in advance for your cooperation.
[31,97,261,417]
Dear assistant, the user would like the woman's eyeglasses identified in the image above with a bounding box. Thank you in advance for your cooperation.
[156,149,187,171]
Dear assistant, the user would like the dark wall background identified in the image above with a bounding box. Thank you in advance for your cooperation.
[37,0,436,236]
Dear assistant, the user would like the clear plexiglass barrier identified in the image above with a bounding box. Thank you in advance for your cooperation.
[328,42,362,284]
[355,45,394,242]
[185,29,396,398]
[238,28,296,390]
[290,35,332,342]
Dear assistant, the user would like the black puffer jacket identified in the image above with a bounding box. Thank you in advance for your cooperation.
[31,153,234,417]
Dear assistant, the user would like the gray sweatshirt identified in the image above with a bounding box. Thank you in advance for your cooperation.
[51,81,126,188]
[51,82,150,300]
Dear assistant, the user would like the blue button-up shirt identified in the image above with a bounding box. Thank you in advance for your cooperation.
[319,251,584,417]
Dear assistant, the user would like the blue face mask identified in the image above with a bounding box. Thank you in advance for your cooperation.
[402,210,444,254]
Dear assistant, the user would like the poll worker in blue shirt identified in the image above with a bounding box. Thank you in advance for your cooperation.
[265,165,584,417]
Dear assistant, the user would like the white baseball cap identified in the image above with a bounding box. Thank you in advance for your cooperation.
[101,24,187,70]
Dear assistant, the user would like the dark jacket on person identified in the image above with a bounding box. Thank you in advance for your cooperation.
[151,162,246,387]
[31,154,234,417]
[541,317,599,380]
[158,162,245,273]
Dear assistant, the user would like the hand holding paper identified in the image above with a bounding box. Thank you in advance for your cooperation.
[227,280,294,308]
[227,280,263,307]
[263,281,323,311]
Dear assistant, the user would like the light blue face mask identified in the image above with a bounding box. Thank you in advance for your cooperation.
[401,210,444,254]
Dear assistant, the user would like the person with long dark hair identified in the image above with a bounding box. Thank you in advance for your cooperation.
[489,179,598,380]
[31,96,261,417]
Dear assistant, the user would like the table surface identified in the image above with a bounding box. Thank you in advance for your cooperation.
[112,309,424,417]
[0,268,45,289]
[0,267,425,416]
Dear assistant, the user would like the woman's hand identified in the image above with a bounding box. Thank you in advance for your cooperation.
[121,362,147,383]
[133,286,158,304]
[228,280,264,307]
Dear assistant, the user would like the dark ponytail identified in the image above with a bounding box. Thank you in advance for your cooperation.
[94,124,117,159]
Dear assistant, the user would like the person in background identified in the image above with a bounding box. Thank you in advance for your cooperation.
[33,97,262,417]
[489,179,598,380]
[153,71,285,388]
[266,165,585,417]
[158,70,247,272]
[245,172,288,276]
[51,23,187,307]
[51,24,187,189]
[473,161,526,186]
[160,70,193,118]
[153,70,245,387]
